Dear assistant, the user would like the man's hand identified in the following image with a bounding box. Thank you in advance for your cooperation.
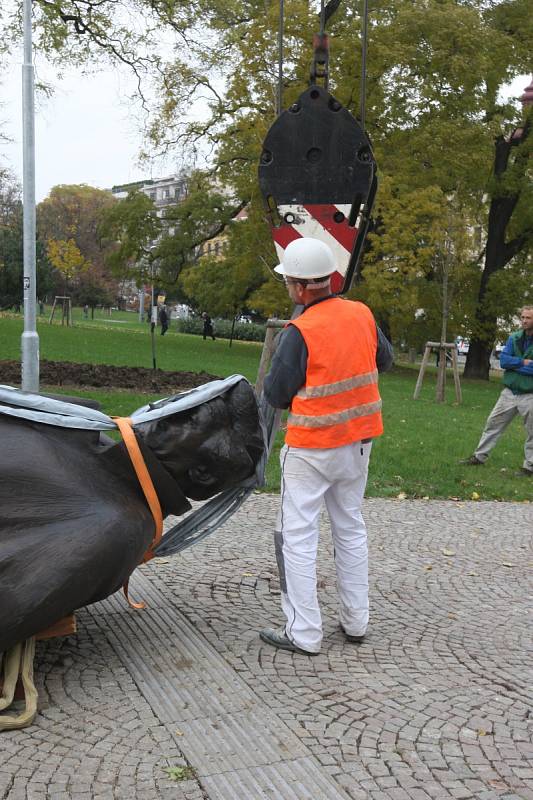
[524,359,532,366]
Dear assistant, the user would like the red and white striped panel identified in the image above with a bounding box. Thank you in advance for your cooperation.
[270,204,358,293]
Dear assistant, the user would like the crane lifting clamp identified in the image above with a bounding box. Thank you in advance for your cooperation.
[258,84,377,293]
[310,32,329,86]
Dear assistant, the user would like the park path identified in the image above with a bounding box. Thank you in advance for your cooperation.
[1,496,532,800]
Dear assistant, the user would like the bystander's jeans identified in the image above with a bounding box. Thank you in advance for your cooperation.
[474,388,533,470]
[275,440,372,654]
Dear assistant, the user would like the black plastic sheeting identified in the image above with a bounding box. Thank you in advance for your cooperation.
[0,380,265,653]
[154,398,280,557]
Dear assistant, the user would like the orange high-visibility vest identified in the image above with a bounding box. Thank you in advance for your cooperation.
[286,297,383,448]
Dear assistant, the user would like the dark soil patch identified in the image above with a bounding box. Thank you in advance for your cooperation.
[0,360,221,393]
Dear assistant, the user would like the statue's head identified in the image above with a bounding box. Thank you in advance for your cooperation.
[135,380,265,500]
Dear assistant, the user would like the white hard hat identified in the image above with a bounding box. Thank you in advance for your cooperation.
[274,238,336,280]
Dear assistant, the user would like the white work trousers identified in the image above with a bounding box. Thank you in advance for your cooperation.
[275,440,371,653]
[474,388,533,470]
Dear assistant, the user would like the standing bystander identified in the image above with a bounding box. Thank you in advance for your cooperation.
[159,304,169,336]
[461,306,533,476]
[260,238,393,656]
[202,313,216,341]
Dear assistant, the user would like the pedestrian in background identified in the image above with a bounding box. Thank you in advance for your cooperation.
[260,238,393,656]
[202,312,215,341]
[159,304,169,336]
[461,305,533,476]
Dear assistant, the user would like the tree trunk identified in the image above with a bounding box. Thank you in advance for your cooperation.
[464,338,492,379]
[464,120,531,380]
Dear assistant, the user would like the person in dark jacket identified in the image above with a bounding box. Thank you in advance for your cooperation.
[202,312,215,341]
[159,305,169,335]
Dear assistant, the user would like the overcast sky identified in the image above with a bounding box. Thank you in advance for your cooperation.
[1,59,175,201]
[1,57,530,203]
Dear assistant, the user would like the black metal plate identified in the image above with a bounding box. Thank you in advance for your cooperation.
[259,85,375,205]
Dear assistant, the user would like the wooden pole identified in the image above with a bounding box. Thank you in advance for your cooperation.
[436,346,446,402]
[436,244,450,403]
[413,344,432,399]
[414,341,462,404]
[451,345,462,403]
[48,297,57,324]
[256,319,286,393]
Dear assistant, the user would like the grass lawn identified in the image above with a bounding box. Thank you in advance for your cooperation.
[266,366,531,501]
[1,312,531,501]
[369,365,530,501]
[0,313,262,382]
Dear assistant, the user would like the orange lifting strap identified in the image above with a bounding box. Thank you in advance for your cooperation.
[112,416,164,609]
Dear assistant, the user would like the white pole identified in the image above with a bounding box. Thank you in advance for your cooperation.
[150,262,157,369]
[21,0,39,392]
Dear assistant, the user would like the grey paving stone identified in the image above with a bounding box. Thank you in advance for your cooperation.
[1,497,531,800]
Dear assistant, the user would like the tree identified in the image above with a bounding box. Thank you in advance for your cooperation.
[355,179,481,349]
[46,238,88,292]
[349,3,532,375]
[98,176,249,304]
[1,0,195,103]
[464,107,533,378]
[0,167,53,309]
[153,172,246,285]
[247,278,292,320]
[75,266,115,315]
[0,168,24,309]
[147,0,532,370]
[175,186,272,317]
[38,183,118,300]
[98,189,161,286]
[6,0,531,359]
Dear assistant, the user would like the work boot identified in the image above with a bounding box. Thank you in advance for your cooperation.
[340,624,365,644]
[460,455,484,465]
[259,628,318,656]
[515,467,533,477]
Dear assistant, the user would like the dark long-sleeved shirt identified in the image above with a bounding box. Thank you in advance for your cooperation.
[264,296,394,410]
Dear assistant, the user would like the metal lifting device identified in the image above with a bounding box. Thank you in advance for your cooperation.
[258,1,377,293]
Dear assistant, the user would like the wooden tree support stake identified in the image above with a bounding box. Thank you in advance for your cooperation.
[49,296,72,326]
[413,341,462,404]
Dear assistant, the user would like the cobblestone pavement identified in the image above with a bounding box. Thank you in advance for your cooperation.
[1,496,532,800]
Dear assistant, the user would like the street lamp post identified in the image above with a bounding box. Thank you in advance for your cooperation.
[149,259,157,370]
[21,0,39,392]
[138,286,145,322]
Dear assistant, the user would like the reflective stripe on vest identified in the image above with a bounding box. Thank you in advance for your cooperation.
[286,298,383,449]
[295,369,378,399]
[289,398,382,428]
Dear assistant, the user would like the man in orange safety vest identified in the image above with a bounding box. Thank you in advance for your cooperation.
[260,237,393,655]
